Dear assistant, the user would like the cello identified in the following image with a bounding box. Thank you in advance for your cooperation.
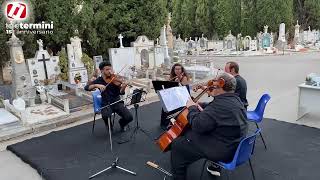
[156,79,220,152]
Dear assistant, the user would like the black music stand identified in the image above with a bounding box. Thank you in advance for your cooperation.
[152,80,179,92]
[89,102,137,179]
[152,81,182,129]
[118,89,151,144]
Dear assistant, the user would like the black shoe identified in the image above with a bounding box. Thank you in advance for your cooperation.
[207,164,221,177]
[120,125,130,132]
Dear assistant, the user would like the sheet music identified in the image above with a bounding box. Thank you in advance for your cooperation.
[158,86,190,112]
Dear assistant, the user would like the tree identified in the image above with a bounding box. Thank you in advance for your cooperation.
[195,0,210,37]
[0,17,10,84]
[256,0,294,33]
[241,0,258,37]
[294,0,320,30]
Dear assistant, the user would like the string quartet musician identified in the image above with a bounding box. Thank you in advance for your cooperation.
[160,63,190,130]
[84,62,133,132]
[170,72,248,180]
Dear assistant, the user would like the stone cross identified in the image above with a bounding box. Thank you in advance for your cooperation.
[264,25,269,33]
[118,34,124,48]
[38,54,50,79]
[37,39,44,51]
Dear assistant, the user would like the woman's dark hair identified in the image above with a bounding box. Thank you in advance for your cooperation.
[99,61,112,70]
[170,63,189,80]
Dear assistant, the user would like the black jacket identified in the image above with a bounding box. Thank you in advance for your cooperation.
[186,93,248,162]
[84,77,125,107]
[235,75,248,107]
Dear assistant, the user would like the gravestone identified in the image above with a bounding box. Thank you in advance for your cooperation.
[67,36,88,86]
[187,37,196,51]
[261,25,273,49]
[159,25,170,66]
[199,34,208,50]
[250,38,258,51]
[223,30,236,50]
[294,21,301,45]
[166,13,174,49]
[7,32,36,106]
[109,41,135,77]
[2,61,12,83]
[93,55,103,70]
[131,35,154,69]
[278,23,286,42]
[27,39,60,86]
[244,36,251,51]
[174,34,187,53]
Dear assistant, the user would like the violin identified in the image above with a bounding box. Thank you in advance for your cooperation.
[103,65,132,88]
[105,74,126,87]
[169,72,185,82]
[156,79,220,152]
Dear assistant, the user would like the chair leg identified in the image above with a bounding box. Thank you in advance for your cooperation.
[255,123,267,149]
[111,113,116,130]
[92,113,96,134]
[249,159,256,180]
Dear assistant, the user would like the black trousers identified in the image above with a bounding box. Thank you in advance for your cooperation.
[171,136,206,180]
[101,101,133,129]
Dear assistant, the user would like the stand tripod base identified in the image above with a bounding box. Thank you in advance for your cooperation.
[89,157,136,179]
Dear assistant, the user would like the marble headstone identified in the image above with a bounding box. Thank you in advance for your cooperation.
[278,23,286,42]
[131,35,154,69]
[223,30,236,50]
[27,39,60,86]
[93,55,103,70]
[109,47,135,77]
[7,32,36,106]
[67,36,88,85]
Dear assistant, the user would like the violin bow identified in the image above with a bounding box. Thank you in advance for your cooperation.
[104,64,127,89]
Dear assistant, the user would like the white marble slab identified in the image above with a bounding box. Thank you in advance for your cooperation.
[0,108,19,125]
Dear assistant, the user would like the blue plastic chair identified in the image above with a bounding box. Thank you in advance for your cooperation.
[92,89,115,134]
[246,94,271,149]
[213,128,261,180]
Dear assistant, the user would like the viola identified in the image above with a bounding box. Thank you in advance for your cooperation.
[156,79,219,152]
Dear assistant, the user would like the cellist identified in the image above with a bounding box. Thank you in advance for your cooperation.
[84,62,133,132]
[170,72,248,180]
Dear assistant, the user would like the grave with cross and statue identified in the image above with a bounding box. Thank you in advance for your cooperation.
[1,32,69,127]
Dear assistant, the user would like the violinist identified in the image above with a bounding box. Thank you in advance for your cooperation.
[84,62,133,132]
[170,72,248,180]
[169,63,190,86]
[160,63,190,130]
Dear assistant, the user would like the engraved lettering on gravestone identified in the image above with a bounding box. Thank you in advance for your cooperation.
[33,70,37,75]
